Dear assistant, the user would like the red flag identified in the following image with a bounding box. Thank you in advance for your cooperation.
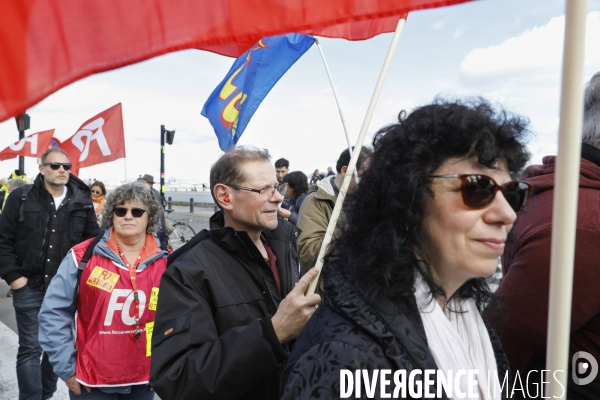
[60,103,125,175]
[0,0,471,123]
[0,129,55,161]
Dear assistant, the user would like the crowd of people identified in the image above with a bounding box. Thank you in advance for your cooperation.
[0,76,599,400]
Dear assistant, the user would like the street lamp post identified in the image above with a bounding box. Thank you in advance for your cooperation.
[160,125,175,207]
[15,113,30,175]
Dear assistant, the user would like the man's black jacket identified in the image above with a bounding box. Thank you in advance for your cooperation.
[150,211,301,400]
[0,173,100,289]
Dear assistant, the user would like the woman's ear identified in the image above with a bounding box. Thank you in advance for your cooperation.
[214,184,233,210]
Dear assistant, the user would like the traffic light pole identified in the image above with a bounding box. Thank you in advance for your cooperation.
[160,125,166,207]
[15,113,30,175]
[160,124,175,208]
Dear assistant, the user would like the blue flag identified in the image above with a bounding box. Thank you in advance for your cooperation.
[201,33,315,150]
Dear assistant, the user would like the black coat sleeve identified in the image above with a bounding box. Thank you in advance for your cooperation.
[0,190,23,284]
[83,202,100,240]
[150,264,286,400]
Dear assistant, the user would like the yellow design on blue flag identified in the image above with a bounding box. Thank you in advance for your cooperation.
[202,34,315,150]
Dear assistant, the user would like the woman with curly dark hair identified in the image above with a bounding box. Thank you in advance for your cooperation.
[281,99,533,400]
[278,171,309,225]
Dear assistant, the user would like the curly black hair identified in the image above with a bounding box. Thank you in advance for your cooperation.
[283,171,309,199]
[325,98,531,311]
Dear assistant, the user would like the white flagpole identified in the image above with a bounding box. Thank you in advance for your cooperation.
[307,18,406,295]
[123,157,128,183]
[546,1,587,398]
[314,38,359,185]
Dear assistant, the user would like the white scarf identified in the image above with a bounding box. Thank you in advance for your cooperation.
[414,276,502,400]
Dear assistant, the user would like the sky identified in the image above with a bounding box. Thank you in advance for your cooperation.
[1,0,600,184]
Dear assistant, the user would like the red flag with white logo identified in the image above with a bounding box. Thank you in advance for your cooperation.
[0,129,55,161]
[60,103,125,175]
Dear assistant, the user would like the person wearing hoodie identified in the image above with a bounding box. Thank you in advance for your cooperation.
[296,146,372,288]
[486,72,600,399]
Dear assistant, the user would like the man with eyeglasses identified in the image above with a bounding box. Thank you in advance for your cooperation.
[0,147,99,400]
[150,146,321,400]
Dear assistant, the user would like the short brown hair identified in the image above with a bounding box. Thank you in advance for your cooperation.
[41,148,70,164]
[210,146,271,208]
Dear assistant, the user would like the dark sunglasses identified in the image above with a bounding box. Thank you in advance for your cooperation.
[43,162,72,171]
[114,207,147,218]
[430,174,533,212]
[91,190,102,195]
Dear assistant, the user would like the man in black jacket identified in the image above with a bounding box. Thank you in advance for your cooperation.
[151,146,321,400]
[0,148,99,400]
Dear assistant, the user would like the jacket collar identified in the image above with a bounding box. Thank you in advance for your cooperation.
[94,229,168,269]
[208,210,300,255]
[33,173,93,205]
[582,143,600,168]
[306,177,337,204]
[324,266,438,372]
[324,266,509,388]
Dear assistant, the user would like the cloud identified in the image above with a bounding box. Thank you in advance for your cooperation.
[454,26,468,39]
[460,12,600,86]
[432,20,445,30]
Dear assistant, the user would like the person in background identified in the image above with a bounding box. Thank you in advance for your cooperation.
[0,177,7,210]
[309,169,321,185]
[0,171,27,211]
[0,148,99,400]
[2,178,27,210]
[1,179,27,297]
[296,146,372,290]
[275,158,290,184]
[141,174,162,206]
[90,180,106,225]
[278,171,309,226]
[39,183,168,399]
[135,179,169,251]
[326,166,335,176]
[486,72,600,398]
[281,99,532,399]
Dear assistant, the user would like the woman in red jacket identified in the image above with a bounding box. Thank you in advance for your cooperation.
[39,183,169,399]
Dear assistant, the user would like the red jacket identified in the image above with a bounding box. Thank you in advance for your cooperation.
[491,146,600,386]
[73,235,167,387]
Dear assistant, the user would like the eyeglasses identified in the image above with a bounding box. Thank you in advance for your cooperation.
[43,162,72,171]
[429,174,533,213]
[225,182,288,200]
[114,207,147,218]
[91,190,102,195]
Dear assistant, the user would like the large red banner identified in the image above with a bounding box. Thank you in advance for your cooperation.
[0,129,55,161]
[0,0,470,123]
[60,103,125,175]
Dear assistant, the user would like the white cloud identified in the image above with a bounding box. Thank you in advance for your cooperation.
[460,12,600,86]
[454,26,468,39]
[432,20,445,30]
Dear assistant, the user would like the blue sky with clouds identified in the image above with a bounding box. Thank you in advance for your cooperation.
[1,0,599,183]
